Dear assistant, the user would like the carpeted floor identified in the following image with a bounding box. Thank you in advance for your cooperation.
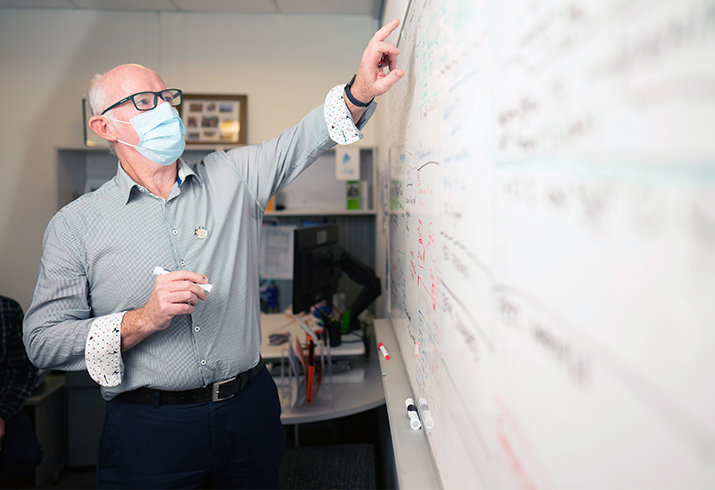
[279,443,376,490]
[17,443,376,490]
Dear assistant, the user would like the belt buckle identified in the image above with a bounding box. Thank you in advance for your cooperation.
[212,375,237,402]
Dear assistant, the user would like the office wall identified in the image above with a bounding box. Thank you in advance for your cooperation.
[0,8,376,310]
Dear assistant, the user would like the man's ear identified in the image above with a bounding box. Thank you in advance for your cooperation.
[88,115,118,142]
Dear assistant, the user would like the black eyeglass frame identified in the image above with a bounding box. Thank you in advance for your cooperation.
[100,89,183,116]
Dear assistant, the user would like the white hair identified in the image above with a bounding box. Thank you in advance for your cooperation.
[85,72,110,116]
[85,71,117,154]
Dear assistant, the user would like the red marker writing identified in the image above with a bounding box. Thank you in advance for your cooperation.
[378,342,390,360]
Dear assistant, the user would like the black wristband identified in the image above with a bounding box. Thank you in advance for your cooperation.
[344,74,373,108]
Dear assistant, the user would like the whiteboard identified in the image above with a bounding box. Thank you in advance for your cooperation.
[386,0,715,488]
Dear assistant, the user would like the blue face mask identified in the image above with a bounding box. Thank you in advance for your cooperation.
[105,102,186,165]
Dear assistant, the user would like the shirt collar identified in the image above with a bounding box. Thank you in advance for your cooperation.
[177,158,200,186]
[115,158,202,204]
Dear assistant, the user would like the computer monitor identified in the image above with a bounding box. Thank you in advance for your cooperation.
[292,223,342,315]
[292,223,381,333]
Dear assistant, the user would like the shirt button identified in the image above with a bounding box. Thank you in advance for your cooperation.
[194,325,200,332]
[179,260,186,267]
[172,230,178,235]
[200,359,207,366]
[166,202,170,206]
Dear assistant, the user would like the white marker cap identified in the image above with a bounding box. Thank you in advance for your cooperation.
[418,398,435,429]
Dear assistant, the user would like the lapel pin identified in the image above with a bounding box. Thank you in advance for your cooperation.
[195,227,208,239]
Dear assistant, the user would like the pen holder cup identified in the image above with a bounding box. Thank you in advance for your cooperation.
[325,319,342,347]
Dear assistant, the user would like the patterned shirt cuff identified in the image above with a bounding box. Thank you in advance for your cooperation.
[324,84,375,145]
[85,312,125,387]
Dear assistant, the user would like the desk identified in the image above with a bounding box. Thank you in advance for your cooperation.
[261,312,365,361]
[260,313,385,426]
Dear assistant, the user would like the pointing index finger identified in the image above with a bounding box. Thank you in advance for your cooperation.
[372,17,400,43]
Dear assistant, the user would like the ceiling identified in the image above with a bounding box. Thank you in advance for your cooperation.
[0,0,384,18]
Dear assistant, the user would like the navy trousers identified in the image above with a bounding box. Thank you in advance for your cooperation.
[97,367,286,489]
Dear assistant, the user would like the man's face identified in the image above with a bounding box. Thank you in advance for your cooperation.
[102,67,169,147]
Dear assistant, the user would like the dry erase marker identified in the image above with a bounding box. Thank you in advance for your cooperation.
[378,342,390,360]
[405,398,421,430]
[153,267,214,292]
[419,397,435,429]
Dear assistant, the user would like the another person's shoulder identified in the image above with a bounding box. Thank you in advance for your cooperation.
[0,295,23,319]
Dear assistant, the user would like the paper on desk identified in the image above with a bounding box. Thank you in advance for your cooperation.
[294,335,307,372]
[315,342,323,397]
[259,225,296,280]
[296,317,326,401]
[287,341,305,408]
[296,316,318,339]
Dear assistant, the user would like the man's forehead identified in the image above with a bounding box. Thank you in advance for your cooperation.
[105,65,166,97]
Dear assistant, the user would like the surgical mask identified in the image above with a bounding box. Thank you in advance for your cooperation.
[105,102,186,165]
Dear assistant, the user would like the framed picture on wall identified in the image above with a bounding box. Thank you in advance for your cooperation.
[82,98,110,148]
[179,94,247,145]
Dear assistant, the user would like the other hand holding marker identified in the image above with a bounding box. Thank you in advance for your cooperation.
[378,342,390,360]
[153,267,213,292]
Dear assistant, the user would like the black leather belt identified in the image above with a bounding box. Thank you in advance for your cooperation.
[116,358,264,405]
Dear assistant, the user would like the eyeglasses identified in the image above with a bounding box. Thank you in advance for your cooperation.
[100,89,182,116]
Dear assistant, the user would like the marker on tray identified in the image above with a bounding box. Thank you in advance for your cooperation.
[419,397,435,429]
[405,398,421,430]
[153,266,213,292]
[378,342,390,360]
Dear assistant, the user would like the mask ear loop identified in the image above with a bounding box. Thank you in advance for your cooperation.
[102,115,138,149]
[115,139,139,149]
[102,114,131,125]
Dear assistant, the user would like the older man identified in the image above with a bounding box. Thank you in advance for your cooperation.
[24,19,403,489]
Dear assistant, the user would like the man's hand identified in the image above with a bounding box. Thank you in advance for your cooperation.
[346,18,405,120]
[121,270,209,351]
